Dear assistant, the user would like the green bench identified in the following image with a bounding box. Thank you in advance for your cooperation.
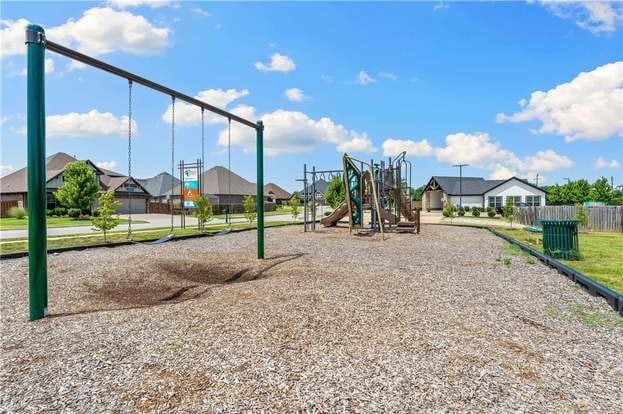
[524,220,543,244]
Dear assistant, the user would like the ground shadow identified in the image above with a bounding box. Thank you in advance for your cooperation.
[49,253,305,318]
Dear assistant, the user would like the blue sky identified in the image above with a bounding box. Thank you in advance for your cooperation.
[1,1,622,191]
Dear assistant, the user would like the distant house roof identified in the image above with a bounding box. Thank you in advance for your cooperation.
[137,172,180,197]
[424,176,543,195]
[264,183,291,200]
[302,178,329,196]
[170,166,256,196]
[0,152,147,195]
[1,152,80,194]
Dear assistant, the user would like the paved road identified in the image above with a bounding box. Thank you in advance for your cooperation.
[0,213,302,240]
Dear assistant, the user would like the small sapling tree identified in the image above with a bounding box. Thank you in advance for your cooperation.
[288,195,301,219]
[503,196,517,228]
[91,191,120,243]
[443,203,457,224]
[195,195,213,231]
[324,176,345,209]
[54,161,99,214]
[575,203,587,230]
[243,195,256,224]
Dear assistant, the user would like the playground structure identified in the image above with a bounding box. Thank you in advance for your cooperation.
[24,24,266,320]
[301,152,421,236]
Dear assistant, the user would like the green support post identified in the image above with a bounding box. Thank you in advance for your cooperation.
[256,121,264,259]
[25,24,48,320]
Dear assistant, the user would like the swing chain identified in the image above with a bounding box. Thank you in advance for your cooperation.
[170,96,175,231]
[127,79,133,238]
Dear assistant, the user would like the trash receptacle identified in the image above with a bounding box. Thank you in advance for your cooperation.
[541,219,579,260]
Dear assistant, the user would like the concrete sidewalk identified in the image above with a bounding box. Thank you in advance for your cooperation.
[0,213,301,240]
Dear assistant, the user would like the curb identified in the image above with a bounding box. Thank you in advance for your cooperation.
[0,222,302,260]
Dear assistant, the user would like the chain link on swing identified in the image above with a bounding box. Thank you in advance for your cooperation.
[227,118,232,224]
[127,79,133,239]
[170,96,175,231]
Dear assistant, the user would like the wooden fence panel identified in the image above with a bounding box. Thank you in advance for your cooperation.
[516,206,623,232]
[0,200,19,218]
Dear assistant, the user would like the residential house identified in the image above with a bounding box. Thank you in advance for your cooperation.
[0,152,151,214]
[422,176,545,210]
[264,182,291,205]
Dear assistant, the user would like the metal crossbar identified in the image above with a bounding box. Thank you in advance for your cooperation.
[44,40,258,130]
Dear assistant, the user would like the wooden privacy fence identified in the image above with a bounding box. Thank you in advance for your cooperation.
[516,206,623,232]
[0,200,19,218]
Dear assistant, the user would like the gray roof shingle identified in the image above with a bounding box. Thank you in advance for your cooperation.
[429,176,506,195]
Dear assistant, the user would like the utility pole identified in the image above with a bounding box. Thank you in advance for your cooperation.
[535,173,539,187]
[452,163,469,208]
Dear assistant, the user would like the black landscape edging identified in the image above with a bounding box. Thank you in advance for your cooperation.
[431,222,622,315]
[0,222,302,260]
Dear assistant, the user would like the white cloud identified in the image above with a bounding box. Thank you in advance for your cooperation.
[191,7,211,17]
[0,165,15,177]
[382,132,572,179]
[0,18,30,57]
[254,53,296,73]
[46,110,137,138]
[594,156,621,169]
[382,139,433,157]
[96,160,118,170]
[1,10,171,61]
[539,1,623,34]
[284,88,306,102]
[434,2,449,11]
[497,61,623,142]
[217,106,375,156]
[161,88,249,126]
[107,0,172,9]
[379,71,397,80]
[355,70,376,85]
[21,58,55,76]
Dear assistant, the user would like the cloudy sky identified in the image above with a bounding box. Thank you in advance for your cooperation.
[1,1,622,190]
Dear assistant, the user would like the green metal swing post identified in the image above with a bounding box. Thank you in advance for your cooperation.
[25,24,47,321]
[256,121,264,259]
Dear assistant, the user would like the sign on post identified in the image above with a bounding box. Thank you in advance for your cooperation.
[182,167,199,208]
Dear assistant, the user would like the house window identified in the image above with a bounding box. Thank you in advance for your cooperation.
[526,195,541,206]
[488,196,503,208]
[509,196,522,206]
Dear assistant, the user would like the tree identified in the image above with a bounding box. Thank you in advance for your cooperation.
[243,195,256,223]
[443,203,457,224]
[589,177,613,203]
[410,186,423,201]
[575,203,587,228]
[568,179,591,204]
[91,191,120,243]
[288,195,301,219]
[503,196,517,228]
[194,195,213,231]
[54,161,99,212]
[324,176,345,209]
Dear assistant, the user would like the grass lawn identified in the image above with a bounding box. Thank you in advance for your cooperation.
[497,228,623,295]
[212,207,292,219]
[0,217,145,230]
[0,220,298,254]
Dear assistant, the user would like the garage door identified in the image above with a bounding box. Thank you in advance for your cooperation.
[117,198,147,214]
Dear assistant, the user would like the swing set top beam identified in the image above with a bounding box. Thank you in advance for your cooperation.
[44,39,259,130]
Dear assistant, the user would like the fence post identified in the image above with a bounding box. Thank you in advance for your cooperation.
[25,24,47,321]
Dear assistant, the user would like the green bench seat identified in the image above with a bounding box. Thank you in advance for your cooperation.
[524,226,542,233]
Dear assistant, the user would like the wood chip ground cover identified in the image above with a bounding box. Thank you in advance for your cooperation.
[1,225,621,412]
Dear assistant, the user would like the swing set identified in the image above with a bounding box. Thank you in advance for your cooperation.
[24,24,266,321]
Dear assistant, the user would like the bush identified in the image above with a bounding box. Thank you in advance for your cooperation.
[324,211,331,217]
[464,206,471,212]
[67,208,81,218]
[92,210,100,217]
[46,209,53,217]
[458,208,465,216]
[472,207,481,217]
[442,209,450,217]
[53,207,67,217]
[487,209,496,218]
[8,207,26,219]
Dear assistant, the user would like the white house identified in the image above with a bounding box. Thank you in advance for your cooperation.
[422,176,545,210]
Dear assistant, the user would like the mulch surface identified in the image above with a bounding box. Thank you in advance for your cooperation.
[1,225,621,412]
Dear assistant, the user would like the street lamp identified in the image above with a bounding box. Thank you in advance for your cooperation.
[453,163,469,208]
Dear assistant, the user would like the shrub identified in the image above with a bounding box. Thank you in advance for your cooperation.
[91,191,121,243]
[67,208,81,218]
[46,209,53,217]
[472,207,481,217]
[243,195,256,223]
[8,207,26,219]
[458,208,465,216]
[442,209,450,217]
[487,209,496,218]
[53,207,67,217]
[324,211,331,217]
[194,195,213,230]
[288,196,301,219]
[464,206,471,212]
